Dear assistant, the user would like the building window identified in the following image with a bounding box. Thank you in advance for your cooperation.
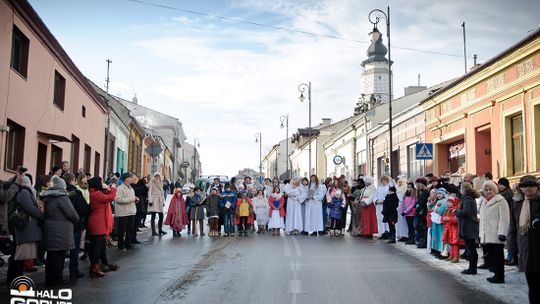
[448,140,466,173]
[84,144,91,174]
[94,151,100,177]
[50,144,63,169]
[71,135,80,173]
[4,119,25,171]
[82,106,86,118]
[407,143,425,178]
[53,71,66,110]
[10,25,29,78]
[510,114,524,174]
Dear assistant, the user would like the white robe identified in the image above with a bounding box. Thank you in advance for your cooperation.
[285,187,305,233]
[396,191,409,238]
[375,184,390,234]
[253,196,269,225]
[300,185,308,230]
[304,183,327,233]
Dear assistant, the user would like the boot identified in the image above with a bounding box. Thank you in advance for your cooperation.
[461,268,477,275]
[89,263,105,278]
[151,218,158,236]
[487,275,504,284]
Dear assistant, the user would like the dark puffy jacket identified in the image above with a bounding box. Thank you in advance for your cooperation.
[382,193,399,224]
[414,190,429,217]
[508,193,540,273]
[205,195,220,217]
[455,191,479,240]
[42,190,79,251]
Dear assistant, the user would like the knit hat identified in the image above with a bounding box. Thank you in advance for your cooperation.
[518,175,539,188]
[50,175,67,190]
[437,188,447,195]
[497,177,510,188]
[415,177,428,186]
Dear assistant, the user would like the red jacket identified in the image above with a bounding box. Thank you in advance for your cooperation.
[442,198,460,245]
[234,198,254,225]
[268,196,286,218]
[88,188,117,236]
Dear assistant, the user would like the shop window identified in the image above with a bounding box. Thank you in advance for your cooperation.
[448,140,466,173]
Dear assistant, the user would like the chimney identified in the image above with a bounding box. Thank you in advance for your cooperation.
[321,118,332,127]
[132,94,138,105]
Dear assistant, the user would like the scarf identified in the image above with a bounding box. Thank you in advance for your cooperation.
[519,198,531,236]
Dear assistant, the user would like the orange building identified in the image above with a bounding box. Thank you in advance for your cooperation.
[0,0,107,179]
[422,29,540,181]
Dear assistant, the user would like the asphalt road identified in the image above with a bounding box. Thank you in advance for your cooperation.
[1,229,504,304]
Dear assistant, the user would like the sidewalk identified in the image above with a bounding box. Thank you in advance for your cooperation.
[392,241,528,304]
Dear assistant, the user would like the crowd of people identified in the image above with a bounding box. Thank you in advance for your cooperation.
[0,163,538,303]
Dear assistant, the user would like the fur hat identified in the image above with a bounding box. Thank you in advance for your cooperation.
[518,175,539,188]
[50,175,67,190]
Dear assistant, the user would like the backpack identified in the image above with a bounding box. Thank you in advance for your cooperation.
[7,187,29,234]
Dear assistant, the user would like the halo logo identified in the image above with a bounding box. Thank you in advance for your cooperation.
[9,276,73,304]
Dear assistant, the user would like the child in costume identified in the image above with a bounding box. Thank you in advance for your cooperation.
[253,189,269,234]
[268,186,286,236]
[430,188,448,258]
[164,189,189,237]
[442,196,461,262]
[204,188,221,237]
[235,191,254,237]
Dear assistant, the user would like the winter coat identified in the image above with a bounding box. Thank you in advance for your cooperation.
[0,178,19,233]
[507,193,540,273]
[187,193,205,220]
[442,203,460,245]
[42,189,80,251]
[328,196,344,220]
[164,194,189,231]
[499,187,514,209]
[414,190,429,217]
[479,194,510,245]
[402,195,416,217]
[67,184,91,231]
[13,187,44,245]
[88,188,117,236]
[219,190,237,215]
[268,195,286,218]
[114,183,137,217]
[455,191,479,240]
[205,195,221,217]
[234,198,254,224]
[147,179,164,213]
[382,193,399,224]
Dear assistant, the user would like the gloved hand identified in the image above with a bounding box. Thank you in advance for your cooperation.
[498,235,507,242]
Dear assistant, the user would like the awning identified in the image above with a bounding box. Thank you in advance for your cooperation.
[37,131,71,143]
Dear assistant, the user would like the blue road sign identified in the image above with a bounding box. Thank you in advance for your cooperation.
[416,143,433,160]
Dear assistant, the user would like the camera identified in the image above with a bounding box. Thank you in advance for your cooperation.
[532,214,540,231]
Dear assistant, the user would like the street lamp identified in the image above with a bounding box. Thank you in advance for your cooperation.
[298,82,312,176]
[368,7,393,178]
[193,138,200,181]
[254,133,262,175]
[280,114,289,179]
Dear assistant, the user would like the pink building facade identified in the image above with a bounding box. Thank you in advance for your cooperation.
[0,0,107,180]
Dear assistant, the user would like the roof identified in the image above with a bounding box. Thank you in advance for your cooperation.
[420,27,540,104]
[7,0,107,113]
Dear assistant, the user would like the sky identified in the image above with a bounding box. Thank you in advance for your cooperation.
[27,0,540,177]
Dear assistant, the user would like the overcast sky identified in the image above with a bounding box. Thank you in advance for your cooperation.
[28,0,540,177]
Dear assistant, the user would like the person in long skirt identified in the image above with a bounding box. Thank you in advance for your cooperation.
[268,186,285,236]
[360,176,378,238]
[375,175,391,239]
[396,178,409,242]
[304,175,327,236]
[300,177,309,234]
[253,189,269,234]
[430,188,448,258]
[285,179,305,235]
[350,178,365,236]
[164,189,189,237]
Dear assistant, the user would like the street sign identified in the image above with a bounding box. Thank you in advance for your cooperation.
[333,155,344,165]
[415,143,433,160]
[145,143,163,157]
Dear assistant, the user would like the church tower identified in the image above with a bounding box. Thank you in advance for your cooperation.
[361,27,390,103]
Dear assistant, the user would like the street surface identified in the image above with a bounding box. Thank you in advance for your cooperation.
[1,228,503,304]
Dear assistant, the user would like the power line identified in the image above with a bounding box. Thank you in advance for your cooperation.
[126,0,476,59]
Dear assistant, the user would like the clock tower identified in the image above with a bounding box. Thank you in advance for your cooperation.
[361,27,390,103]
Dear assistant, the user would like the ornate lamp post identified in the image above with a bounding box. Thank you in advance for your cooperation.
[280,114,289,179]
[298,82,312,175]
[368,7,393,178]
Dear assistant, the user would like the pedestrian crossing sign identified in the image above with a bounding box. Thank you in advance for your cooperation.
[416,143,433,160]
